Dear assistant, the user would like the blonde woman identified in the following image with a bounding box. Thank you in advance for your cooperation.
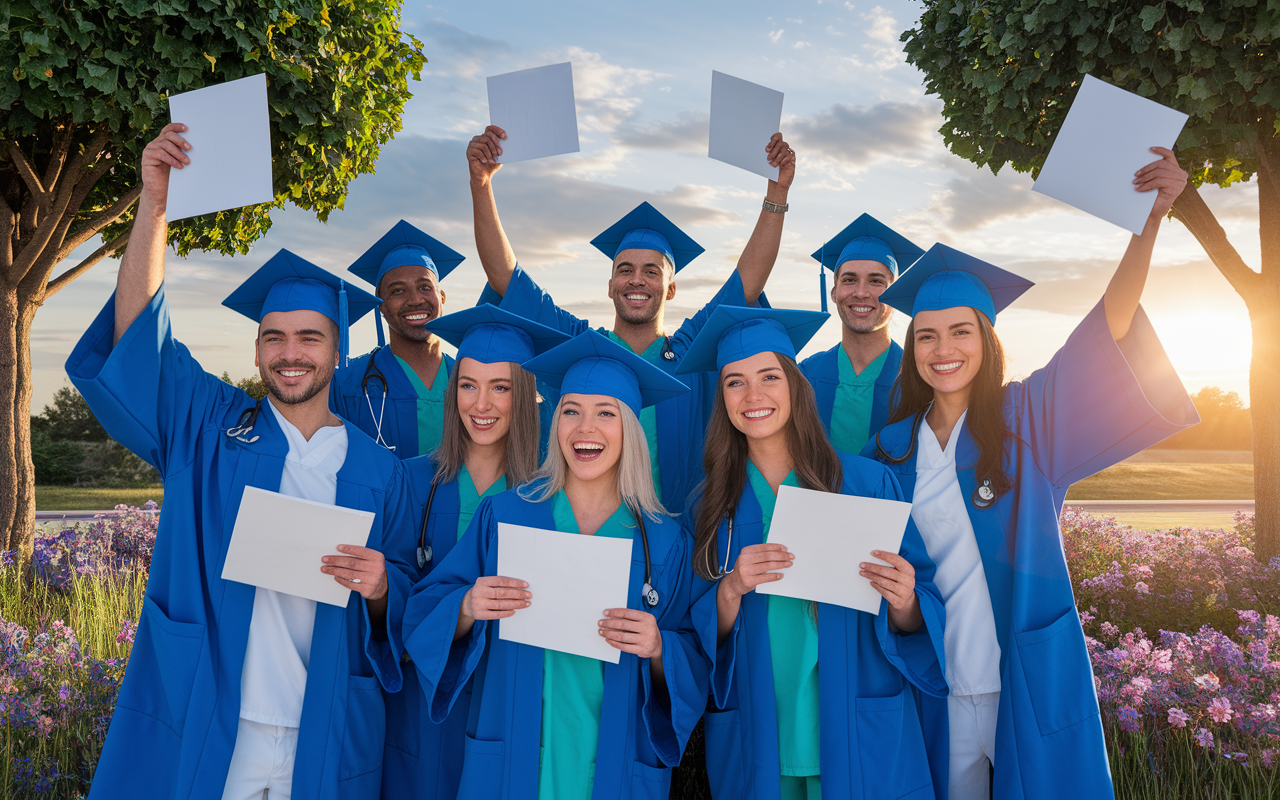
[401,330,711,800]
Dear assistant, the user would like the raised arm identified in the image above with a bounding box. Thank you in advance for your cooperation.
[1103,147,1188,341]
[734,133,796,304]
[115,123,190,345]
[468,125,518,296]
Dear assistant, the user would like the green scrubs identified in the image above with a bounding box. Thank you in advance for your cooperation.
[605,332,663,499]
[747,462,822,800]
[538,490,636,800]
[455,464,506,541]
[829,346,888,456]
[393,354,450,456]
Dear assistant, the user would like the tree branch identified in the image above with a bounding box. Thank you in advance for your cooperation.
[6,141,48,208]
[54,184,141,263]
[1170,183,1262,300]
[39,125,74,195]
[45,231,130,298]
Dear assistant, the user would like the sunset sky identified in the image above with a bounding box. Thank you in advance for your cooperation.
[31,0,1260,412]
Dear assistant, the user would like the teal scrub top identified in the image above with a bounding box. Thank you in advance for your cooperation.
[393,354,450,456]
[604,331,663,501]
[538,490,636,800]
[455,464,507,541]
[829,345,888,456]
[747,462,821,778]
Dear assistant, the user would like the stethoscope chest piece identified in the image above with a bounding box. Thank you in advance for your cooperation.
[971,478,996,509]
[643,582,659,608]
[416,545,432,570]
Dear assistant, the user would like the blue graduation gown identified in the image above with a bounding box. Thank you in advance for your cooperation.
[486,266,768,513]
[66,286,418,800]
[692,451,948,800]
[401,484,713,799]
[865,301,1198,800]
[380,456,473,800]
[329,344,456,459]
[799,340,902,443]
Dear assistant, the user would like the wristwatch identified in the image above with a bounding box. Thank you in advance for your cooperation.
[762,198,789,213]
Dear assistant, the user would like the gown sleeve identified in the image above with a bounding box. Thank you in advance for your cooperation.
[491,265,592,336]
[871,466,949,698]
[680,502,741,711]
[65,285,238,478]
[1014,299,1198,488]
[637,524,714,767]
[402,497,497,724]
[363,458,419,693]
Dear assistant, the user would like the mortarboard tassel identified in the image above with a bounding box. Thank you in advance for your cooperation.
[375,312,385,349]
[819,261,828,313]
[338,280,350,369]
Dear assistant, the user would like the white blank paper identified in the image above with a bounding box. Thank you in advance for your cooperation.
[496,522,632,663]
[1033,74,1188,235]
[221,486,375,607]
[756,486,913,614]
[487,62,580,163]
[166,73,274,221]
[708,71,784,181]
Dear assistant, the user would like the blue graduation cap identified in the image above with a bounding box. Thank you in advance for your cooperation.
[521,330,690,416]
[348,220,466,347]
[810,214,925,312]
[426,304,570,365]
[677,305,829,375]
[590,202,705,273]
[878,243,1034,325]
[221,249,381,368]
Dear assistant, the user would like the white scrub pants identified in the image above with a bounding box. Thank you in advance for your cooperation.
[948,692,999,800]
[221,718,299,800]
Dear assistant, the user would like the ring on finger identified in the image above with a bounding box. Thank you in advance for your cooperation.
[351,578,362,584]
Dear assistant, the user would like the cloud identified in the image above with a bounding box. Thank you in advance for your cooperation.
[556,46,664,134]
[769,29,785,44]
[789,101,939,166]
[923,169,1057,232]
[614,112,708,155]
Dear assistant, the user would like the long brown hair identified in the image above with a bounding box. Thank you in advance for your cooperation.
[692,354,842,582]
[432,362,540,487]
[886,310,1012,497]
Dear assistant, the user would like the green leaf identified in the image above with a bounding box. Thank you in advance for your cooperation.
[1138,5,1164,31]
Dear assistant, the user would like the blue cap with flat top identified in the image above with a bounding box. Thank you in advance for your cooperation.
[590,202,705,273]
[877,243,1034,325]
[426,304,570,365]
[810,214,926,311]
[521,329,690,416]
[676,305,829,375]
[221,249,380,368]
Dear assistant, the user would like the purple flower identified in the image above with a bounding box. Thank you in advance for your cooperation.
[1117,705,1141,732]
[1195,727,1214,748]
[1167,707,1190,728]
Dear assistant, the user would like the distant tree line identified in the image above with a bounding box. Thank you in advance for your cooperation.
[32,374,267,486]
[1152,386,1252,450]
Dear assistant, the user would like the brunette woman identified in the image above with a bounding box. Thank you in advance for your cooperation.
[682,306,947,800]
[868,148,1195,800]
[400,330,711,800]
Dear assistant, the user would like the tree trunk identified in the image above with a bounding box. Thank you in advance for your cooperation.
[1251,137,1280,565]
[0,285,37,554]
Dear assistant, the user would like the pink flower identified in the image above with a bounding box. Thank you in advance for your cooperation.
[1262,749,1277,769]
[1194,727,1214,748]
[1208,697,1233,724]
[1167,707,1190,728]
[1150,649,1173,674]
[1134,582,1150,595]
[1194,673,1222,692]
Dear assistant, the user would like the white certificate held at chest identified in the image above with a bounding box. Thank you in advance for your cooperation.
[496,522,632,664]
[756,485,913,615]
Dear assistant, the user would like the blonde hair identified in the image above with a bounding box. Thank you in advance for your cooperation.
[519,396,668,522]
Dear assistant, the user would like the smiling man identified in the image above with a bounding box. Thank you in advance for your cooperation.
[330,221,470,458]
[800,215,927,455]
[466,125,795,512]
[66,125,417,800]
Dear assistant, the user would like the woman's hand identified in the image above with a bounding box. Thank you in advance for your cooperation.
[721,543,794,601]
[861,550,923,633]
[599,608,663,659]
[1135,146,1188,220]
[461,575,530,621]
[468,125,506,184]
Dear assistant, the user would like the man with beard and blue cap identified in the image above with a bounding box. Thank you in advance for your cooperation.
[799,214,926,455]
[464,125,796,514]
[67,123,417,800]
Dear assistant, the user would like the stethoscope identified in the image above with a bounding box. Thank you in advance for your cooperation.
[872,407,998,510]
[226,401,263,444]
[705,516,736,581]
[360,347,395,452]
[416,475,659,609]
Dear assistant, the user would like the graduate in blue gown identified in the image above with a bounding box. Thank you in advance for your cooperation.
[331,220,490,457]
[679,306,948,800]
[799,215,925,454]
[464,125,796,513]
[866,149,1198,800]
[386,305,568,800]
[67,124,417,800]
[401,331,712,799]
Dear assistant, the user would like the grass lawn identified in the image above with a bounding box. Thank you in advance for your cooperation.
[1066,463,1254,501]
[35,485,164,511]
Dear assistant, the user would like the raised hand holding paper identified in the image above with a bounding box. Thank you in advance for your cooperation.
[221,486,375,606]
[755,485,912,614]
[496,522,631,663]
[487,62,580,163]
[166,73,274,220]
[1032,74,1189,235]
[708,71,784,181]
